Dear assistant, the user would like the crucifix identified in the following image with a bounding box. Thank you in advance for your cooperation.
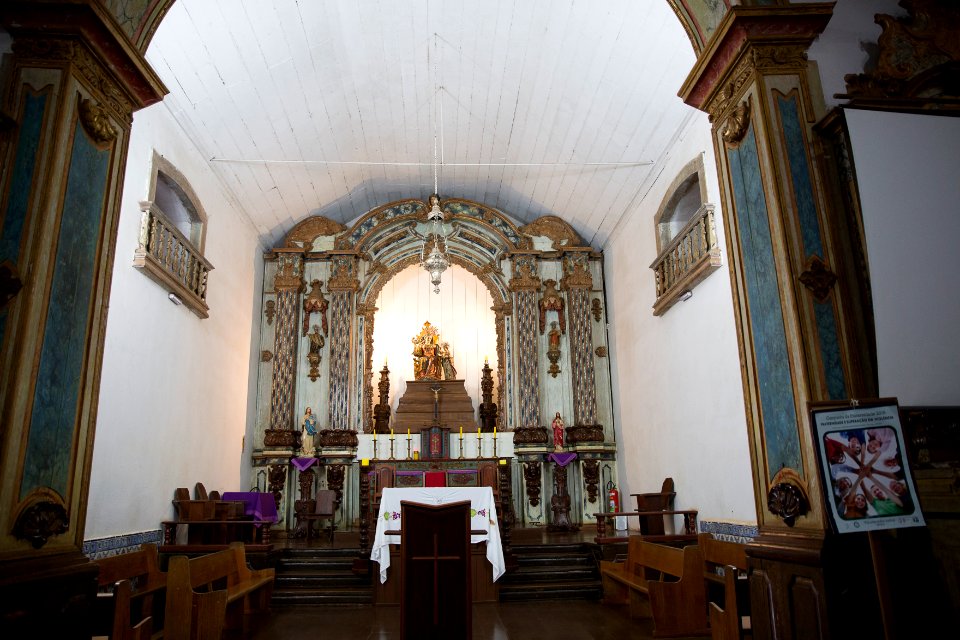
[431,384,441,424]
[411,533,462,627]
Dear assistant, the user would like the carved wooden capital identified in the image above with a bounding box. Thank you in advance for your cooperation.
[274,251,304,291]
[264,429,300,446]
[512,426,549,445]
[318,429,359,447]
[508,257,541,291]
[720,101,751,145]
[566,424,604,444]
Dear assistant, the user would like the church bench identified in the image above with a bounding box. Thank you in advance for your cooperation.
[600,536,709,637]
[698,533,751,640]
[93,542,166,640]
[164,542,275,640]
[593,508,699,544]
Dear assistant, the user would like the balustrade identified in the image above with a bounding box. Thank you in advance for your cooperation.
[650,204,721,315]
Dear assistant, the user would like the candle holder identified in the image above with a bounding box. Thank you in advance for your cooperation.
[406,435,412,460]
[477,432,483,458]
[389,438,395,460]
[458,433,464,459]
[493,435,498,458]
[373,433,379,460]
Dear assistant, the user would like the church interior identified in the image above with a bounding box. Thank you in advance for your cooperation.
[1,1,959,638]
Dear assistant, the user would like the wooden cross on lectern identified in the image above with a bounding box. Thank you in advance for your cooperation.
[411,533,461,626]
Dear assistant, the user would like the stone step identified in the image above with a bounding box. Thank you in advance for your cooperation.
[272,588,373,605]
[276,573,369,588]
[499,565,598,584]
[513,553,596,568]
[498,581,603,602]
[277,558,356,571]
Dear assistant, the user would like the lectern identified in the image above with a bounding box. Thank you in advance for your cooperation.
[400,500,472,640]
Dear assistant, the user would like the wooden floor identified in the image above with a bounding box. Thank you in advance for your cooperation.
[247,526,692,640]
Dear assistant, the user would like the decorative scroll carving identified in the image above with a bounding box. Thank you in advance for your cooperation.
[274,252,304,291]
[591,298,603,322]
[519,215,584,249]
[509,257,541,292]
[721,101,751,144]
[799,256,838,302]
[268,464,287,511]
[512,426,549,445]
[524,461,543,507]
[539,279,566,335]
[318,429,359,448]
[582,459,600,504]
[264,429,300,448]
[302,279,329,336]
[13,500,68,548]
[285,216,346,251]
[767,468,810,527]
[560,253,593,290]
[566,424,604,444]
[328,257,359,291]
[79,98,117,143]
[841,0,960,111]
[357,302,377,433]
[327,464,346,508]
[595,346,607,358]
[707,45,808,120]
[264,299,275,324]
[261,350,273,362]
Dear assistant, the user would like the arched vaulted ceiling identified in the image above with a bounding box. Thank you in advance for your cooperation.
[114,0,721,249]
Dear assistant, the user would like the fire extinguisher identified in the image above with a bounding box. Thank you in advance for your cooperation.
[606,481,620,513]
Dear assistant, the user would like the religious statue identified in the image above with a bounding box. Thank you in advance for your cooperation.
[439,342,457,379]
[552,412,564,451]
[307,325,325,381]
[411,321,456,381]
[539,279,566,335]
[301,407,318,452]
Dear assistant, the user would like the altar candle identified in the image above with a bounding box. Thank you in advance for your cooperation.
[459,426,463,435]
[407,428,411,436]
[390,428,394,440]
[493,426,497,438]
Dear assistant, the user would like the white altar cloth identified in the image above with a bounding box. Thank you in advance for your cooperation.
[371,486,505,584]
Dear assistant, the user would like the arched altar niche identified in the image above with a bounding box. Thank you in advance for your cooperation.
[370,263,498,429]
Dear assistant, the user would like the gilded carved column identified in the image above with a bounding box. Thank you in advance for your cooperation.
[679,5,880,639]
[493,301,512,431]
[510,256,542,429]
[357,301,377,433]
[265,249,303,449]
[327,255,359,430]
[561,253,598,430]
[0,2,165,633]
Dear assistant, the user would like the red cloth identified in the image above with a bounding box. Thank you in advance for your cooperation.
[424,471,446,487]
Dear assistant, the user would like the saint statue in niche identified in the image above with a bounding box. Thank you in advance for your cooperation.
[552,412,564,451]
[411,321,457,381]
[301,407,318,454]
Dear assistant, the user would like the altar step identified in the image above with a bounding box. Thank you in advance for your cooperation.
[271,547,372,605]
[498,542,602,602]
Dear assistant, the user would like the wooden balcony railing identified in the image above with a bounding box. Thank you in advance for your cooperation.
[650,204,721,316]
[133,201,213,318]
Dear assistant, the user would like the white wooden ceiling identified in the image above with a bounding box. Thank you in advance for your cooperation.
[146,0,699,249]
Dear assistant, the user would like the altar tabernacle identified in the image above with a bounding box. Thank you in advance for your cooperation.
[394,380,478,433]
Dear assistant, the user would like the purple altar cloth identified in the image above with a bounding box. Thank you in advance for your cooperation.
[291,457,318,471]
[549,452,578,467]
[221,491,278,524]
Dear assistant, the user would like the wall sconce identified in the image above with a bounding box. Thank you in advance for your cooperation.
[679,290,693,302]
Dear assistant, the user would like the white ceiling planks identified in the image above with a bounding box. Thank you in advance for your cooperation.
[146,0,698,249]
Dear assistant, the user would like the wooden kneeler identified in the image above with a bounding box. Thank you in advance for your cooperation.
[400,499,472,640]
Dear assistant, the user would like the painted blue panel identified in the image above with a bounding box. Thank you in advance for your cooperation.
[815,301,847,400]
[728,126,802,480]
[777,95,824,258]
[0,94,47,349]
[22,124,109,499]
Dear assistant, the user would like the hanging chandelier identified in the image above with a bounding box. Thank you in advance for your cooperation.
[421,194,448,294]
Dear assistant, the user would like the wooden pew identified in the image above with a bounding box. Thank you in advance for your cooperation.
[164,541,275,640]
[699,533,751,640]
[599,536,709,637]
[94,543,166,640]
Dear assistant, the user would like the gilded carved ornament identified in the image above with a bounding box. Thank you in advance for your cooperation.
[518,215,584,250]
[264,299,276,324]
[840,0,960,110]
[560,257,593,290]
[539,280,566,335]
[13,498,68,549]
[595,346,607,358]
[328,257,360,291]
[591,298,603,322]
[508,258,541,292]
[261,350,273,362]
[721,101,751,145]
[79,98,117,143]
[274,253,304,291]
[705,45,807,121]
[767,467,810,527]
[302,279,329,336]
[284,216,347,252]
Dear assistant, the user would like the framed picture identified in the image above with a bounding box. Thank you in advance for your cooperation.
[810,399,925,534]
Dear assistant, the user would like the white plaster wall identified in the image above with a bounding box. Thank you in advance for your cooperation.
[846,109,960,406]
[605,113,755,525]
[86,102,262,539]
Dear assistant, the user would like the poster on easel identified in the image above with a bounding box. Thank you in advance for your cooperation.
[810,399,926,534]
